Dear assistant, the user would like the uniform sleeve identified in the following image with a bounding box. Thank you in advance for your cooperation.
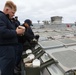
[0,17,17,39]
[24,31,34,39]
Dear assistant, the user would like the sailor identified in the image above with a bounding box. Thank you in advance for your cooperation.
[22,19,40,49]
[0,1,25,75]
[12,17,24,74]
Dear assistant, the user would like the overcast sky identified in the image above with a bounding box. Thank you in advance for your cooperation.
[0,0,76,23]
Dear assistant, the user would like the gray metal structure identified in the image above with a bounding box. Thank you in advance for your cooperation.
[32,24,76,75]
[21,24,76,75]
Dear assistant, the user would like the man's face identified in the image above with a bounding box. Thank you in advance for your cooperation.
[7,8,15,19]
[24,23,29,28]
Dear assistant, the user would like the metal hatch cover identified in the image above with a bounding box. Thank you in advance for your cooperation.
[58,38,76,46]
[52,50,76,69]
[38,40,63,49]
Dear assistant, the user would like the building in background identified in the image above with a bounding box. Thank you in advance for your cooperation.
[51,16,62,24]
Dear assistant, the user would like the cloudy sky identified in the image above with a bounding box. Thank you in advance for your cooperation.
[0,0,76,23]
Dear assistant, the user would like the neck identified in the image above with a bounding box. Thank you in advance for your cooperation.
[3,8,8,15]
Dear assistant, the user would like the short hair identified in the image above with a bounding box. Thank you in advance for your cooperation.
[4,0,17,11]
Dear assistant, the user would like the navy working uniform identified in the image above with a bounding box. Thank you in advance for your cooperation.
[19,19,39,50]
[18,20,34,50]
[12,17,23,72]
[0,11,18,75]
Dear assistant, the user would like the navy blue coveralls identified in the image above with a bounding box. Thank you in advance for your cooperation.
[12,18,23,69]
[18,24,35,50]
[0,11,18,75]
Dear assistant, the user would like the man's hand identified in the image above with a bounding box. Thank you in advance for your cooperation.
[16,26,25,35]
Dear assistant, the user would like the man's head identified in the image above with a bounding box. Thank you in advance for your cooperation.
[3,1,17,19]
[24,19,33,28]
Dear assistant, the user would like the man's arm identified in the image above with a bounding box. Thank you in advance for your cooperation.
[0,18,17,39]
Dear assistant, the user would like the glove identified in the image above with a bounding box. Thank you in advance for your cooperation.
[34,35,40,41]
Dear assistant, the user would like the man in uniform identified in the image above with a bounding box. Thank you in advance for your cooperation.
[0,1,25,75]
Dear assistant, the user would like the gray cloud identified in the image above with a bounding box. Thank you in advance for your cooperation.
[0,0,76,23]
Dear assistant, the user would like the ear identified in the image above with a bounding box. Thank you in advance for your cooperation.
[5,7,10,12]
[5,8,8,13]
